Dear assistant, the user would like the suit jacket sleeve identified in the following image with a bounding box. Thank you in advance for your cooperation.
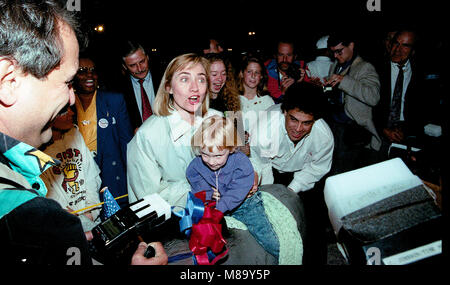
[339,61,380,107]
[115,93,134,165]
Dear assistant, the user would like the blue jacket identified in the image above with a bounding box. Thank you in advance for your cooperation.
[186,151,254,213]
[95,90,133,207]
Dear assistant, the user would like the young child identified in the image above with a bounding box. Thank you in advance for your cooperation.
[186,115,279,259]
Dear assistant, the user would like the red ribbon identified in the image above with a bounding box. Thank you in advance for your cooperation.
[189,191,228,265]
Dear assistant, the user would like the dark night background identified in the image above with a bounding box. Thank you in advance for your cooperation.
[74,0,447,91]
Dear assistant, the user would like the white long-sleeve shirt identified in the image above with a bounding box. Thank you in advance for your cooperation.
[248,104,334,193]
[127,109,222,208]
[307,56,334,82]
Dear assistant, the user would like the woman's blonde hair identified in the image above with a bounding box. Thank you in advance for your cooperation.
[191,115,243,156]
[153,53,211,116]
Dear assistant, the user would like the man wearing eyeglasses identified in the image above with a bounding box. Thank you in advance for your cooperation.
[324,32,381,175]
[74,55,133,208]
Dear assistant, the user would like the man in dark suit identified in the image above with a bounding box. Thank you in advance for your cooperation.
[373,29,427,160]
[119,41,158,132]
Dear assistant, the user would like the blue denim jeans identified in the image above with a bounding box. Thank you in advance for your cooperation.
[230,191,280,260]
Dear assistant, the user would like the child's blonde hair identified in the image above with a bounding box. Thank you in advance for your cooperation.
[191,115,243,155]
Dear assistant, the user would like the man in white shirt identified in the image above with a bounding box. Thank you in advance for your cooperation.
[307,35,334,84]
[249,83,334,193]
[120,41,157,132]
[248,83,334,264]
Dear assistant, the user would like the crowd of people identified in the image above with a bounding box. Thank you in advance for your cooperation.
[0,0,444,266]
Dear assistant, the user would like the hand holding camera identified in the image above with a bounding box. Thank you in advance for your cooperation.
[325,74,344,88]
[285,64,306,82]
[131,242,168,265]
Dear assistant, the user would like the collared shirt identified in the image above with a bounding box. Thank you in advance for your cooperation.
[0,132,58,218]
[248,104,334,193]
[75,91,97,153]
[130,72,156,119]
[127,109,223,207]
[390,60,412,121]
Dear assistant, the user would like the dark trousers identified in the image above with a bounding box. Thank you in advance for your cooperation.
[272,168,330,264]
[327,120,376,175]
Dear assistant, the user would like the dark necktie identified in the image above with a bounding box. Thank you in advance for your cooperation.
[388,64,404,128]
[138,79,152,122]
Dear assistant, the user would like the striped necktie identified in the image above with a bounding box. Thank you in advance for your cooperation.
[388,64,404,127]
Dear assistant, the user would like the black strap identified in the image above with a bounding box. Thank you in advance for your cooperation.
[0,177,26,189]
[0,177,39,195]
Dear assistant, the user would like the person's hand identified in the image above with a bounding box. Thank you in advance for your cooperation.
[247,172,259,198]
[131,242,168,265]
[280,76,295,94]
[298,68,306,82]
[325,74,344,87]
[287,187,296,193]
[239,131,251,156]
[85,231,93,241]
[212,187,221,201]
[309,76,324,87]
[383,127,404,143]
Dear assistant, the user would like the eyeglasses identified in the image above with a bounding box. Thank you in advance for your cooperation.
[78,66,96,74]
[332,48,345,56]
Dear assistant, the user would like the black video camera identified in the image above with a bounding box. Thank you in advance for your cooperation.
[89,193,172,264]
[285,63,302,81]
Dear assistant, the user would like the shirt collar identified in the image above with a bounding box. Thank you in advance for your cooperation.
[130,72,151,84]
[338,57,354,71]
[391,59,411,70]
[0,132,59,179]
[167,110,204,142]
[75,90,97,113]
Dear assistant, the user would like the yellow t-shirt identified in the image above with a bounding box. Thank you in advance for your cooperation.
[75,91,97,152]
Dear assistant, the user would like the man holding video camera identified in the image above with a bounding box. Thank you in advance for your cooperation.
[0,0,166,265]
[265,39,307,103]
